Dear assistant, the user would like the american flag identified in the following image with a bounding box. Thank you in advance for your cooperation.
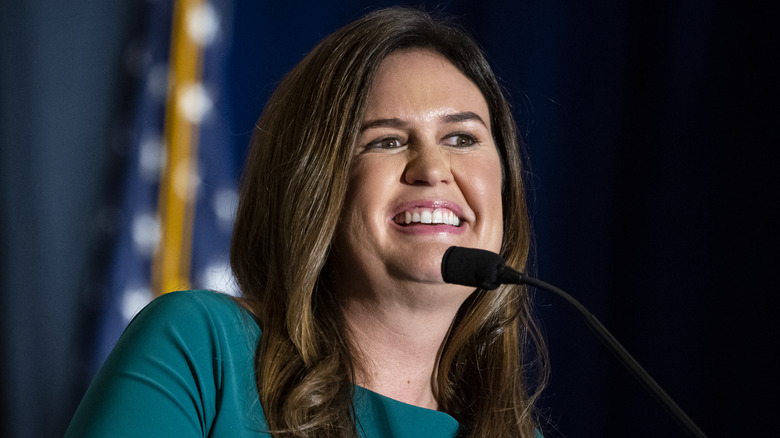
[88,0,238,377]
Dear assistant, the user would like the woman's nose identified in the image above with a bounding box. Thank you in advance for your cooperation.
[402,143,453,186]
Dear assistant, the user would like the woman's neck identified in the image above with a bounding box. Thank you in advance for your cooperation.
[341,287,462,410]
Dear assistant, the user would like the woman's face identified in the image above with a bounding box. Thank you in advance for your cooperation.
[333,49,504,291]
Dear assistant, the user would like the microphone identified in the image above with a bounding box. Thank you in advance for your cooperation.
[441,246,708,438]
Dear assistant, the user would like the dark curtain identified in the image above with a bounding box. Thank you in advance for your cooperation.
[224,1,779,435]
[1,1,775,437]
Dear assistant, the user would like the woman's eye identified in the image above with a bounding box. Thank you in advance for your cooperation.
[367,137,404,149]
[444,133,477,147]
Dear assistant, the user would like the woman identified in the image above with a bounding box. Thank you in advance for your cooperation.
[66,6,547,437]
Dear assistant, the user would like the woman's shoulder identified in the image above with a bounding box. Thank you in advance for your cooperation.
[139,289,243,316]
[131,289,256,331]
[118,289,261,364]
[66,290,264,437]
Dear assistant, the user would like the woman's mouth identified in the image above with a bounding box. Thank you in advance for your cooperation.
[393,208,462,227]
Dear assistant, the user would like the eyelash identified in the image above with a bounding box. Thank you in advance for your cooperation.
[366,136,406,150]
[445,132,478,147]
[365,133,479,150]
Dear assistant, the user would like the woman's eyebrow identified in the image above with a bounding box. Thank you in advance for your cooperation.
[359,111,487,133]
[441,111,487,127]
[359,118,407,133]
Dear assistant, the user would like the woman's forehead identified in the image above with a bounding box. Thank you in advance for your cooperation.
[363,49,490,127]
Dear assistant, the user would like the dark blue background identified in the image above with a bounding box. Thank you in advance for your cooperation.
[1,1,776,436]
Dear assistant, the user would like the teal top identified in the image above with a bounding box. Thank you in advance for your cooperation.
[65,290,461,437]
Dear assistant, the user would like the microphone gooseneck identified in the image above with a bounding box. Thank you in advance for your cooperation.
[441,246,708,438]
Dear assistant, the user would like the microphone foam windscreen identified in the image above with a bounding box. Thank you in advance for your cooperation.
[441,246,505,290]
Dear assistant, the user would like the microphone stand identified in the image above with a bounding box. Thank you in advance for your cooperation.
[499,266,708,438]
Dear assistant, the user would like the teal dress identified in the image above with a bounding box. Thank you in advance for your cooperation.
[65,290,461,437]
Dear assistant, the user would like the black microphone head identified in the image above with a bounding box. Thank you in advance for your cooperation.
[441,246,505,290]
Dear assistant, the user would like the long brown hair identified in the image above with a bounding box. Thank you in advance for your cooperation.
[230,6,548,437]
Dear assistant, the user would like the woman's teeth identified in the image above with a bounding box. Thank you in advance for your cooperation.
[394,208,461,226]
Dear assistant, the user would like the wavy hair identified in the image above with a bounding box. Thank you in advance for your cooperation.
[230,6,548,437]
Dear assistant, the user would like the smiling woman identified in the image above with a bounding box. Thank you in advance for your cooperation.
[331,48,507,411]
[335,49,503,286]
[65,6,547,438]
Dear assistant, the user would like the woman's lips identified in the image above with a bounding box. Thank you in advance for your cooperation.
[393,207,461,227]
[389,201,467,234]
